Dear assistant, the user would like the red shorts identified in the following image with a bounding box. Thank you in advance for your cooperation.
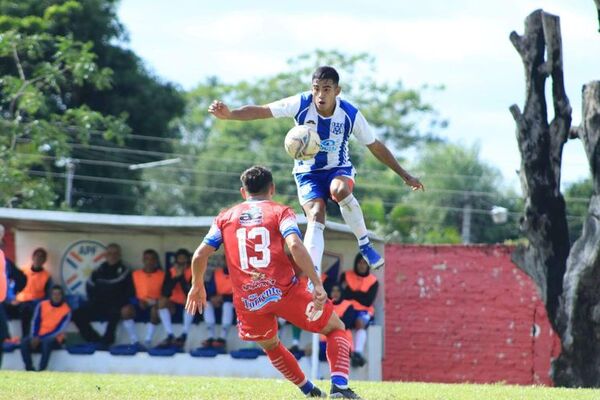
[236,280,334,342]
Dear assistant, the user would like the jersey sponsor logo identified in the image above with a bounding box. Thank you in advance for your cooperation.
[60,240,106,296]
[241,275,277,291]
[240,206,263,226]
[331,122,344,135]
[320,138,338,152]
[241,287,283,311]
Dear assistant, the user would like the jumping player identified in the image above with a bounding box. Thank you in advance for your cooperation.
[208,66,424,271]
[186,166,361,399]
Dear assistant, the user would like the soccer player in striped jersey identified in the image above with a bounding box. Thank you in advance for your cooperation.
[186,166,361,399]
[208,66,423,271]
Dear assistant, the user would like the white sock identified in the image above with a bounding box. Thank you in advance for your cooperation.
[355,328,367,354]
[183,310,194,335]
[158,308,174,336]
[204,302,216,338]
[145,323,156,343]
[303,221,325,271]
[338,194,369,246]
[123,319,138,344]
[220,302,234,339]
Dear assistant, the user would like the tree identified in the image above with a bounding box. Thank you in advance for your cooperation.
[140,51,444,216]
[1,0,185,213]
[0,3,129,208]
[509,9,600,386]
[379,142,520,244]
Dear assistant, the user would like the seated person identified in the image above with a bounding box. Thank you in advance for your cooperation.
[157,249,195,348]
[20,285,71,371]
[339,253,379,367]
[202,265,234,350]
[72,243,133,347]
[5,248,52,339]
[2,245,26,346]
[121,249,165,348]
[319,284,356,361]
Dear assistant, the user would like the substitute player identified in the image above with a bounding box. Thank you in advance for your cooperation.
[186,166,361,399]
[208,66,424,271]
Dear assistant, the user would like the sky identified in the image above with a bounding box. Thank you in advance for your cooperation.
[117,0,600,190]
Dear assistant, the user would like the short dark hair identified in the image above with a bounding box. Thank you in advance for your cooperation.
[312,66,339,85]
[32,247,47,258]
[175,248,190,259]
[240,166,273,195]
[51,285,64,294]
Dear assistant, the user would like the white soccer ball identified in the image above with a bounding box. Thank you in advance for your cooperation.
[284,125,321,161]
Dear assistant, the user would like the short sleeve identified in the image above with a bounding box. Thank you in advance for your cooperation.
[279,207,302,239]
[352,111,376,145]
[267,95,302,118]
[202,218,223,249]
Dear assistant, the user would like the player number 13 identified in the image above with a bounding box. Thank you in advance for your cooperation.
[236,227,271,270]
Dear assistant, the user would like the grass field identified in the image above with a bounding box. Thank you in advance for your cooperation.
[0,371,599,400]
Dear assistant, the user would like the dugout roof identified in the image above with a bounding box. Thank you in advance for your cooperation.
[0,207,383,241]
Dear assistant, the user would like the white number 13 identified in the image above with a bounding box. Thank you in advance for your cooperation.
[236,227,271,270]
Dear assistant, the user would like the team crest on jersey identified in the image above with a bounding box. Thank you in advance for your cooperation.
[320,139,338,152]
[331,122,344,135]
[242,287,283,311]
[240,206,263,226]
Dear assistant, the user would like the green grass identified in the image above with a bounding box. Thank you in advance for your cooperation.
[0,371,599,399]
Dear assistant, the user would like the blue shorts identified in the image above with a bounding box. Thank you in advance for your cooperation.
[130,300,156,322]
[356,310,373,327]
[294,166,355,206]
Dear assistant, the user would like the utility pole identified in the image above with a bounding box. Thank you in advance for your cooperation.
[461,196,472,244]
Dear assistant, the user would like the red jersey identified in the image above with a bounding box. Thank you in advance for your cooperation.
[203,200,302,312]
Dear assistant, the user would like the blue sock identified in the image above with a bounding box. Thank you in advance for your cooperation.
[331,375,348,388]
[299,380,315,394]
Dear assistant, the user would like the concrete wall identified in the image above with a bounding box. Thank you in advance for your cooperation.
[382,244,560,385]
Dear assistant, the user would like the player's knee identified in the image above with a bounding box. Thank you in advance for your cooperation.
[121,305,134,319]
[330,186,351,203]
[158,297,169,309]
[355,319,366,329]
[257,336,279,351]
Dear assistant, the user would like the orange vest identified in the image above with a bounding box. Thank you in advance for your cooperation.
[344,271,377,315]
[0,249,6,302]
[169,266,192,305]
[333,299,353,319]
[214,268,233,295]
[132,269,165,301]
[16,267,50,302]
[38,299,71,340]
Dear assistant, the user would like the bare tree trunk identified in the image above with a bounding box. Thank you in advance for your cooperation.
[509,9,572,330]
[553,82,600,387]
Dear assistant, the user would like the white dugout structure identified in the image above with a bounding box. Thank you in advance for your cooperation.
[0,208,384,380]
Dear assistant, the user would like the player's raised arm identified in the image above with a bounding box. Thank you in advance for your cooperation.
[208,100,273,121]
[285,233,327,310]
[185,242,216,316]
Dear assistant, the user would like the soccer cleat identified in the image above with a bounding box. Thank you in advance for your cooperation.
[351,352,366,367]
[212,338,226,349]
[174,334,187,348]
[359,243,384,270]
[201,337,215,348]
[157,334,175,349]
[306,386,327,398]
[330,384,362,399]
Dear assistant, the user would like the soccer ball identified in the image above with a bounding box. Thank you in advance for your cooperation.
[284,125,321,161]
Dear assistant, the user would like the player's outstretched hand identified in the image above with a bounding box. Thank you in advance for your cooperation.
[404,175,425,191]
[185,285,207,316]
[312,284,327,311]
[208,100,231,119]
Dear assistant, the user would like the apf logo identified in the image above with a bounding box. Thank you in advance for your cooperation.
[60,240,106,295]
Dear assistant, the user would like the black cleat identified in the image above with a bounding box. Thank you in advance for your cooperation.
[306,385,327,398]
[351,352,366,367]
[330,384,362,399]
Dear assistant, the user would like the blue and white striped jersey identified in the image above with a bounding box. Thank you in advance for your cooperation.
[268,92,376,173]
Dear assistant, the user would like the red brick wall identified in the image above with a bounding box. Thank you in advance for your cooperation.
[383,244,560,385]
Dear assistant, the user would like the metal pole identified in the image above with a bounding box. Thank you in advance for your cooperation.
[65,159,75,207]
[461,201,472,244]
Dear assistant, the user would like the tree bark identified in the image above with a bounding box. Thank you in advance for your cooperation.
[553,82,600,387]
[509,10,571,330]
